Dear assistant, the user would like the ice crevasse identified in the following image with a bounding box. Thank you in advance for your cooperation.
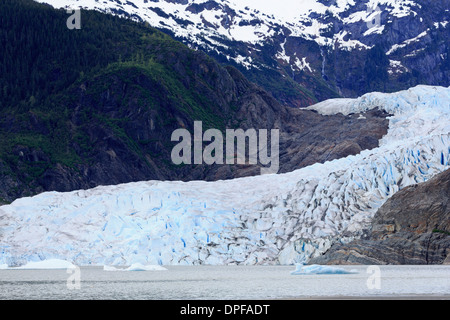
[0,85,449,267]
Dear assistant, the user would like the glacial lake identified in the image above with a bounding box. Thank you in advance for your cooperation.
[0,265,449,300]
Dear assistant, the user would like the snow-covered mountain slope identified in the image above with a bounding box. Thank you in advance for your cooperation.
[0,85,449,266]
[35,0,450,103]
[36,0,428,50]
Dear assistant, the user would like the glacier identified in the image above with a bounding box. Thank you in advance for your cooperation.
[0,85,449,267]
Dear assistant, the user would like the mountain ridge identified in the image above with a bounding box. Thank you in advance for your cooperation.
[34,0,450,106]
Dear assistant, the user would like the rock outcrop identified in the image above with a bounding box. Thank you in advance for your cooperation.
[309,169,450,265]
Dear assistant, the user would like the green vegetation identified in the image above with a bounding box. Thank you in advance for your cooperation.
[0,197,11,205]
[0,0,235,191]
[0,0,155,170]
[432,229,450,236]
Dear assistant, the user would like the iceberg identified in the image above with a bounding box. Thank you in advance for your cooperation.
[291,264,357,275]
[103,264,168,271]
[103,265,121,272]
[0,85,449,266]
[126,263,168,271]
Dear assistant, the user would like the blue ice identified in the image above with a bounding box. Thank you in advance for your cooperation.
[291,264,358,275]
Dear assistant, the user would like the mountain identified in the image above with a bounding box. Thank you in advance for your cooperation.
[309,168,450,265]
[1,0,449,267]
[0,0,390,203]
[1,85,448,266]
[34,0,450,107]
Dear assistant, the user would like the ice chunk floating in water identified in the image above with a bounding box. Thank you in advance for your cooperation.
[0,85,449,266]
[126,263,168,271]
[103,264,168,271]
[291,264,358,275]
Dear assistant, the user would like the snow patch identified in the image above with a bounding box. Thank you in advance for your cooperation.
[387,30,429,55]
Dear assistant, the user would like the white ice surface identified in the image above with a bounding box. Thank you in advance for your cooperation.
[3,259,76,270]
[0,85,449,267]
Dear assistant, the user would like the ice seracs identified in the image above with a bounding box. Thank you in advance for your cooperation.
[0,85,449,267]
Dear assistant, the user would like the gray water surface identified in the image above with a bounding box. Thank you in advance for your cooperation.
[0,265,449,300]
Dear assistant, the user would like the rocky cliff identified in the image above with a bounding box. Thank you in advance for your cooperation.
[309,169,450,265]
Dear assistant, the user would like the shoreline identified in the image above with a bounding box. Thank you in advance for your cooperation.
[286,295,450,300]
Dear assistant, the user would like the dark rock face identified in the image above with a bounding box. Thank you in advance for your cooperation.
[309,169,450,265]
[0,57,390,202]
